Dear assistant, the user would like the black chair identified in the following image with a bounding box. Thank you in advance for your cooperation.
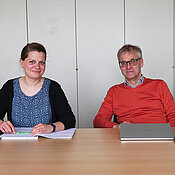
[113,114,120,124]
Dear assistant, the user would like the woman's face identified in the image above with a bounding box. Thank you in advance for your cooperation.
[20,51,46,80]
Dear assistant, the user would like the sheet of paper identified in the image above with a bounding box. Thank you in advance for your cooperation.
[35,128,76,139]
[0,128,76,140]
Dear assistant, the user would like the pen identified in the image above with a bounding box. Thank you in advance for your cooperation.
[15,132,31,134]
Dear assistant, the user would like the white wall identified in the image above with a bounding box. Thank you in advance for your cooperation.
[0,0,174,127]
[0,0,26,85]
[125,0,173,93]
[173,0,175,96]
[77,0,124,127]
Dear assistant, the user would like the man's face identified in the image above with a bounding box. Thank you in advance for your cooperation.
[119,51,143,83]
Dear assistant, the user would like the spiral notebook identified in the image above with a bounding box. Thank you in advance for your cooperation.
[120,123,174,141]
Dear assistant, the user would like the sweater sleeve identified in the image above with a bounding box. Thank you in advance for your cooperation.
[49,80,76,129]
[93,87,117,128]
[0,79,13,121]
[158,80,175,127]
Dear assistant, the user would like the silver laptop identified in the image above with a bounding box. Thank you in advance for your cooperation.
[120,123,174,141]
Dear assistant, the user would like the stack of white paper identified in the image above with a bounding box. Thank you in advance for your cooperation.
[0,127,76,140]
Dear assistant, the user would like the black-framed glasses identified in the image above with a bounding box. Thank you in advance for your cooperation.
[119,58,141,67]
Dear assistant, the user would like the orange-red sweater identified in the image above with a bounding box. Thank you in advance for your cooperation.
[93,78,175,128]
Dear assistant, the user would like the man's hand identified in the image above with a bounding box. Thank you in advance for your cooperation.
[113,121,131,128]
[113,124,120,128]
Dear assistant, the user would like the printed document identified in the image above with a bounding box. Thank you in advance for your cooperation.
[0,127,76,140]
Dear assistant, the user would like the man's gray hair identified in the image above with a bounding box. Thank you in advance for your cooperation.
[117,44,142,60]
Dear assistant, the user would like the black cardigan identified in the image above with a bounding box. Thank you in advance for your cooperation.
[0,78,76,129]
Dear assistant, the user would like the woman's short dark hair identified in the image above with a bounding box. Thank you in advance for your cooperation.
[21,42,47,61]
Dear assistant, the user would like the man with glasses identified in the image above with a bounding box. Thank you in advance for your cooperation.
[93,44,175,128]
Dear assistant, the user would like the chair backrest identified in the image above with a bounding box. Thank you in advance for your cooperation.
[113,114,119,124]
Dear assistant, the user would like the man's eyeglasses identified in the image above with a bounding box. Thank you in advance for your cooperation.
[119,58,141,67]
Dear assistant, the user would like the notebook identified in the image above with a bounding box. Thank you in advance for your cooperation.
[0,127,76,140]
[120,123,174,141]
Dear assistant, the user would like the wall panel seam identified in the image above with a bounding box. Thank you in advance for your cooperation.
[25,0,29,43]
[74,0,80,128]
[124,0,126,44]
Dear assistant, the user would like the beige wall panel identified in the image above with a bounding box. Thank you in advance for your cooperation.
[27,0,77,120]
[77,0,124,127]
[0,0,27,87]
[125,0,173,94]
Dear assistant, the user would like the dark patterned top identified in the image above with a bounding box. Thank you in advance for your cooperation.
[11,78,52,127]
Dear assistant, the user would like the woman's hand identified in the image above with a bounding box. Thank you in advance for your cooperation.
[31,122,65,135]
[0,121,15,133]
[31,123,53,135]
